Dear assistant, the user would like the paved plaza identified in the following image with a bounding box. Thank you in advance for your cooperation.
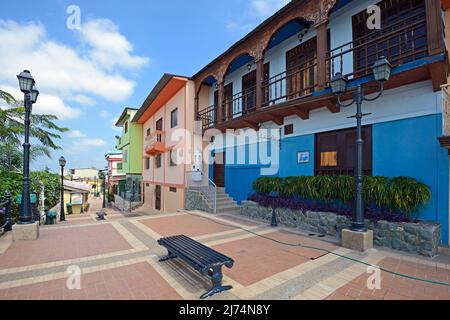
[0,197,449,300]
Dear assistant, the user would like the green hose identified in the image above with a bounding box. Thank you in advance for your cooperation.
[187,211,450,288]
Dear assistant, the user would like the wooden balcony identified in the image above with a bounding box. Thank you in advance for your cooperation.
[196,1,447,132]
[145,130,166,156]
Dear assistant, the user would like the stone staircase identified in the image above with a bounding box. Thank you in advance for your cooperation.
[215,188,241,214]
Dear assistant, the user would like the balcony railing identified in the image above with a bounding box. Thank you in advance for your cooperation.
[145,130,165,155]
[327,12,427,80]
[198,12,433,130]
[262,58,317,107]
[224,85,257,122]
[198,104,217,131]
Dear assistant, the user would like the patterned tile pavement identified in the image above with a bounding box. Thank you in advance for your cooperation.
[0,196,449,300]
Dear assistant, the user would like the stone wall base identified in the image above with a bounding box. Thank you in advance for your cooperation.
[12,222,39,241]
[241,201,441,257]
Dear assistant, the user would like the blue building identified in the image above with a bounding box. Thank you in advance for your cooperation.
[192,0,450,244]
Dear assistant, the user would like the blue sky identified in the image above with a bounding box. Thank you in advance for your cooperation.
[0,0,289,172]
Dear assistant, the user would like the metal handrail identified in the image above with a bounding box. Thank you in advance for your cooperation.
[186,170,217,214]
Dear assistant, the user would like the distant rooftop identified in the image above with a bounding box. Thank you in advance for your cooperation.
[64,180,92,193]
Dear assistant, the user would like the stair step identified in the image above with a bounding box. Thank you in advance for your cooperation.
[217,205,240,210]
[216,207,241,213]
[216,201,237,206]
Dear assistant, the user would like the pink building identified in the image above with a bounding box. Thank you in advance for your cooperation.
[132,74,197,213]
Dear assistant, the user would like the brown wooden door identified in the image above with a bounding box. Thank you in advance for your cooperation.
[224,83,233,120]
[214,90,219,123]
[213,152,225,188]
[286,38,317,100]
[262,62,270,106]
[155,185,162,211]
[242,70,256,113]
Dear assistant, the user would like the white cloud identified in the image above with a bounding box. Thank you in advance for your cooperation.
[99,110,110,118]
[68,94,96,106]
[81,19,149,70]
[0,19,149,103]
[67,136,107,155]
[250,0,290,19]
[33,94,82,120]
[226,0,290,35]
[110,114,122,132]
[68,130,86,139]
[76,138,107,147]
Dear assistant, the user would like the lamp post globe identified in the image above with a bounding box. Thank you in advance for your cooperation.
[30,86,39,104]
[330,72,347,95]
[372,56,393,82]
[17,70,35,93]
[59,156,66,222]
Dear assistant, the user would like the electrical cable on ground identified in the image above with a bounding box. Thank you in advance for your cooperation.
[186,211,450,288]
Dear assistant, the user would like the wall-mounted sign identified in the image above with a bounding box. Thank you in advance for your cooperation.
[71,193,83,205]
[297,151,310,164]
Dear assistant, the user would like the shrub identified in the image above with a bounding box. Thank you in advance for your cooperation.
[0,169,60,221]
[389,177,431,217]
[252,175,431,218]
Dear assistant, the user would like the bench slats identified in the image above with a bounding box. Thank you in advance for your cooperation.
[164,236,229,264]
[161,235,229,264]
[158,235,233,269]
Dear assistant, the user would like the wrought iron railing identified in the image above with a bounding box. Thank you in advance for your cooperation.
[198,104,217,131]
[262,58,317,107]
[224,85,257,122]
[186,171,216,214]
[327,13,427,80]
[0,192,12,233]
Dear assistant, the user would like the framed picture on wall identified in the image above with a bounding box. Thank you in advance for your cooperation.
[297,151,310,164]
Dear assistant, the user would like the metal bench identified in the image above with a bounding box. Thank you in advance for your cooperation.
[158,235,234,299]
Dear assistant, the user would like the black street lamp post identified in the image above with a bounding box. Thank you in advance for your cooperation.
[99,169,106,209]
[17,70,39,225]
[59,156,66,222]
[330,57,392,232]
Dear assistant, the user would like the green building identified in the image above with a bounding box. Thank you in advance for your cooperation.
[115,108,143,200]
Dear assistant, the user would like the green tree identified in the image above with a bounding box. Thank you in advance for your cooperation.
[0,89,69,170]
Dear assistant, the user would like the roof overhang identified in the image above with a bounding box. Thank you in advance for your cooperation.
[115,108,138,127]
[133,74,189,124]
